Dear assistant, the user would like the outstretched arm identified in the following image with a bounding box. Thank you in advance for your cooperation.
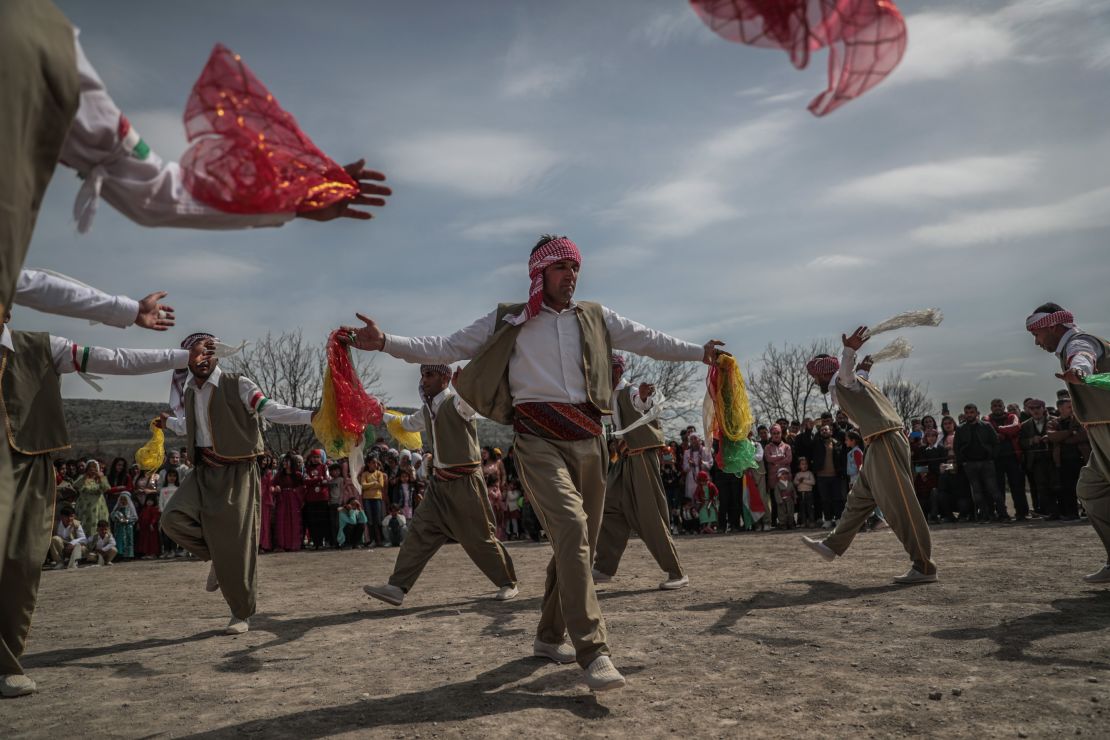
[341,310,497,364]
[237,377,314,425]
[604,307,725,364]
[17,270,174,330]
[48,336,193,376]
[836,326,869,390]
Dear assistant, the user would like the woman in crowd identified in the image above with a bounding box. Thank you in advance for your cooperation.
[136,495,162,558]
[74,460,110,537]
[159,468,182,557]
[683,434,711,501]
[105,457,132,511]
[303,450,332,549]
[273,453,306,552]
[358,456,386,547]
[916,428,947,521]
[336,498,368,549]
[259,454,277,553]
[110,491,138,559]
[132,465,160,505]
[935,416,964,523]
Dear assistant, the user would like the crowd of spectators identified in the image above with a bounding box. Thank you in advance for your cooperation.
[45,389,1089,570]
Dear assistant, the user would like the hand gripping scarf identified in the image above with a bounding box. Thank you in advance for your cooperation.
[503,238,581,326]
[181,44,358,215]
[313,331,384,474]
[135,420,166,473]
[689,0,908,116]
[1026,309,1075,331]
[703,354,758,474]
[611,353,626,371]
[385,411,423,451]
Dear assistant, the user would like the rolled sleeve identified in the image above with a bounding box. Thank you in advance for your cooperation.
[382,310,496,364]
[603,306,703,362]
[16,270,139,328]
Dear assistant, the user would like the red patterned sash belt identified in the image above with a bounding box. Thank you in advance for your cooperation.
[513,402,602,441]
[434,463,480,482]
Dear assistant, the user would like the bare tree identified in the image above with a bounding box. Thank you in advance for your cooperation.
[877,364,933,421]
[745,338,838,425]
[226,330,384,455]
[620,354,704,438]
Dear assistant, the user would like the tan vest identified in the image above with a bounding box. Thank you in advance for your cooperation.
[0,1,79,309]
[1063,332,1110,426]
[835,376,903,442]
[185,373,264,460]
[422,394,481,467]
[615,384,664,452]
[454,301,613,425]
[1,331,70,455]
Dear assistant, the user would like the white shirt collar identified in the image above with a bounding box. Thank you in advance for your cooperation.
[191,364,222,390]
[0,325,12,353]
[426,385,455,413]
[539,299,578,315]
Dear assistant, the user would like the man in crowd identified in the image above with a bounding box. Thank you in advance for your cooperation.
[1046,395,1084,521]
[1026,303,1110,582]
[988,398,1029,521]
[955,404,1005,522]
[810,424,846,528]
[46,507,85,570]
[340,234,725,691]
[1020,399,1056,519]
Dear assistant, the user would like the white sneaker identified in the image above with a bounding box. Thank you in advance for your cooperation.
[584,656,626,692]
[53,562,65,570]
[893,567,938,585]
[660,574,689,590]
[225,617,249,635]
[1083,564,1110,584]
[0,673,36,698]
[205,563,220,592]
[533,638,576,664]
[494,585,519,601]
[592,568,612,584]
[801,535,836,562]
[363,583,405,606]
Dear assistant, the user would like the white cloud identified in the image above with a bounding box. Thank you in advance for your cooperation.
[890,12,1017,85]
[384,131,559,198]
[759,90,808,106]
[635,7,712,48]
[963,358,1030,369]
[610,177,739,238]
[159,252,263,282]
[824,154,1038,206]
[912,186,1110,247]
[977,369,1037,381]
[691,111,796,170]
[807,255,875,269]
[502,62,586,98]
[459,216,557,242]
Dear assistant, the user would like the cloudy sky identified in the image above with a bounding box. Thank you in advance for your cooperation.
[21,0,1110,414]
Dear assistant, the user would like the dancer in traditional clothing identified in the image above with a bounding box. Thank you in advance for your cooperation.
[593,354,688,590]
[341,234,725,691]
[363,365,518,606]
[1026,303,1110,583]
[800,327,937,585]
[0,310,204,698]
[157,333,317,635]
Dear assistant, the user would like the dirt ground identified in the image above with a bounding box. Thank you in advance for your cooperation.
[4,520,1109,738]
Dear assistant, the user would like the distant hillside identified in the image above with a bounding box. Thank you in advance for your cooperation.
[61,398,516,460]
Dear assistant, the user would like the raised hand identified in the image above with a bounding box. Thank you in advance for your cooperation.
[858,354,875,372]
[153,412,169,430]
[702,339,728,365]
[135,292,175,331]
[1056,369,1085,385]
[339,313,386,352]
[842,326,869,351]
[296,160,391,222]
[638,382,655,402]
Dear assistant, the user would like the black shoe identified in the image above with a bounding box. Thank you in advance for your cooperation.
[1014,515,1027,522]
[1046,514,1060,521]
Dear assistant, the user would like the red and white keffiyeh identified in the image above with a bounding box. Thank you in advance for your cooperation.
[1026,310,1075,332]
[806,354,840,378]
[503,238,582,326]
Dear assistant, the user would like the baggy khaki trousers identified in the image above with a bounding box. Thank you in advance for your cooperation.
[0,449,54,675]
[514,433,609,668]
[161,460,260,620]
[389,472,517,592]
[1078,424,1110,562]
[823,431,936,575]
[594,452,684,580]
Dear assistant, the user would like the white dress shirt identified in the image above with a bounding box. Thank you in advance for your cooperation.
[389,387,475,469]
[383,301,704,405]
[0,325,187,376]
[830,346,871,408]
[59,33,293,233]
[609,378,653,431]
[56,520,87,546]
[14,269,139,328]
[1055,327,1103,378]
[164,365,313,445]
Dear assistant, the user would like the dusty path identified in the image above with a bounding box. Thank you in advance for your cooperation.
[4,521,1109,738]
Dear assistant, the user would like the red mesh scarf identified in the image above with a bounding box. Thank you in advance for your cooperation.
[689,0,907,116]
[182,44,358,214]
[328,330,383,435]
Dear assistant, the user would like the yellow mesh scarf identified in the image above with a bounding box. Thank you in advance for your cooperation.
[385,411,423,451]
[135,421,166,473]
[709,355,754,442]
[312,366,360,460]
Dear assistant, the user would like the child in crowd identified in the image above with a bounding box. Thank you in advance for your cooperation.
[327,462,345,548]
[86,520,118,566]
[384,503,407,547]
[775,467,796,530]
[521,492,542,542]
[504,480,523,540]
[303,450,332,550]
[159,468,182,557]
[109,492,137,560]
[694,470,719,534]
[793,457,817,528]
[846,431,865,488]
[136,496,162,558]
[337,499,368,549]
[681,500,700,534]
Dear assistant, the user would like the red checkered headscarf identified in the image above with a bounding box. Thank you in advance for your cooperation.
[1026,309,1075,332]
[503,237,581,326]
[170,332,216,417]
[611,353,626,371]
[806,355,840,379]
[419,364,451,376]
